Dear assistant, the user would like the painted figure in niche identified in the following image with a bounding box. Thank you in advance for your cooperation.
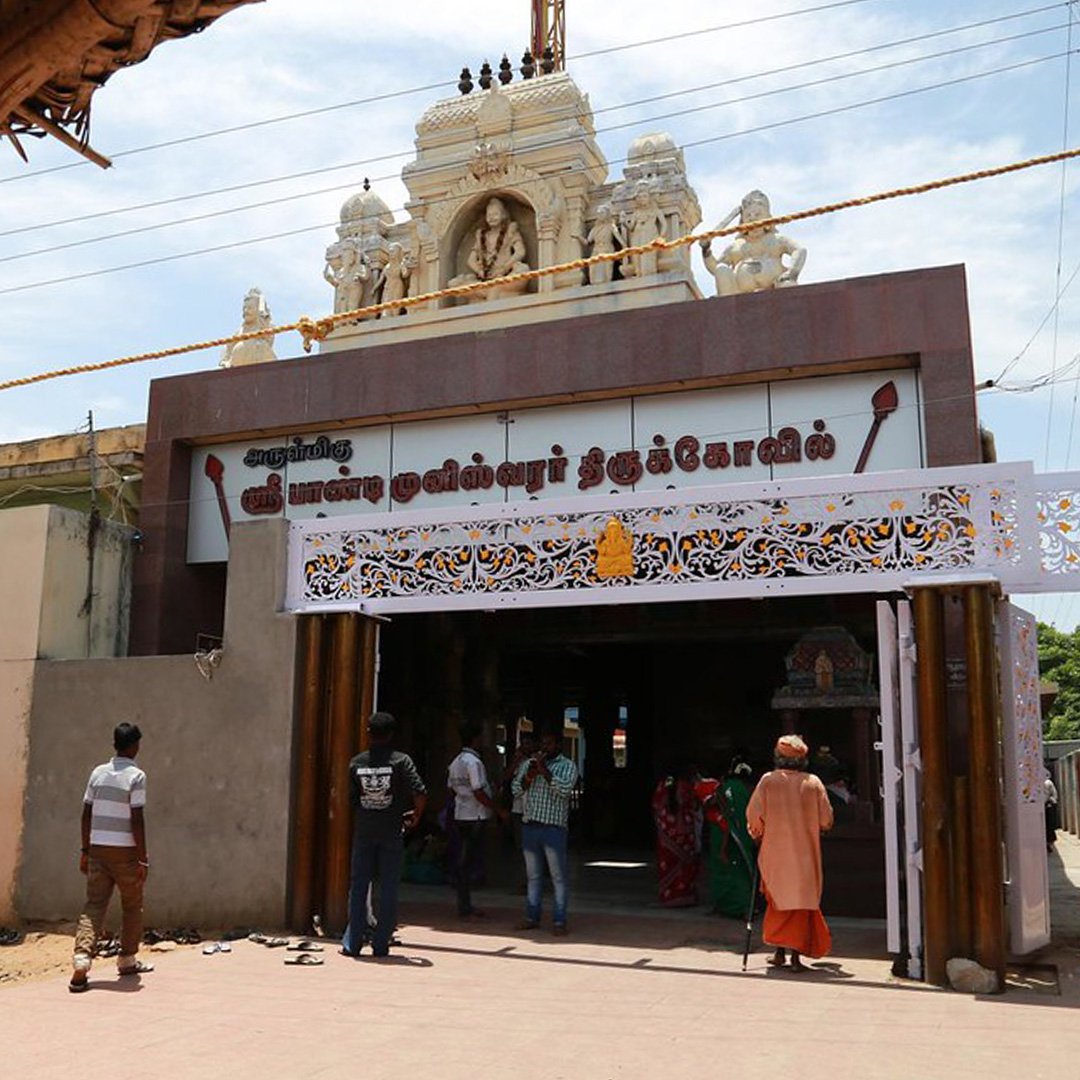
[623,184,667,279]
[377,242,415,317]
[814,650,834,693]
[450,196,531,301]
[700,190,806,297]
[576,203,625,285]
[596,518,634,578]
[220,287,277,368]
[323,239,372,317]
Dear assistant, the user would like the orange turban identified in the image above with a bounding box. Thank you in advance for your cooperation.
[776,734,809,759]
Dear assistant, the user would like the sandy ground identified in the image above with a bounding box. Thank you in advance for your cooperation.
[0,921,211,987]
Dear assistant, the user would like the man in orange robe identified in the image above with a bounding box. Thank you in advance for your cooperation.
[746,734,834,972]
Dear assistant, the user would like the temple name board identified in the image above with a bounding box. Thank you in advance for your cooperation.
[188,369,924,562]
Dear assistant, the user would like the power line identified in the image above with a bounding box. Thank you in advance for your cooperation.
[1046,2,1077,468]
[0,0,887,186]
[1,3,1063,241]
[4,140,1080,390]
[4,23,1066,267]
[1,50,1071,299]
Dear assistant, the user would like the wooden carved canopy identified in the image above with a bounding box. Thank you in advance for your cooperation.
[0,0,261,168]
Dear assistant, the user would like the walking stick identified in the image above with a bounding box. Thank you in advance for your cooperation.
[741,850,760,972]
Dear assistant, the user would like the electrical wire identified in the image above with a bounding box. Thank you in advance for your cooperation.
[4,20,1070,268]
[1047,2,1078,470]
[0,0,891,186]
[0,5,1064,243]
[4,22,1066,267]
[1,49,1071,299]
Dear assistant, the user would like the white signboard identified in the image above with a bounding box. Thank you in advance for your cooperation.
[188,369,923,563]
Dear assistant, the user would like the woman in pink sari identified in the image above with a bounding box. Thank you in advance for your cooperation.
[651,768,701,907]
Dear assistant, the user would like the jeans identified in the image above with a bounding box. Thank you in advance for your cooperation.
[456,819,486,915]
[73,845,144,964]
[343,834,403,956]
[522,823,569,926]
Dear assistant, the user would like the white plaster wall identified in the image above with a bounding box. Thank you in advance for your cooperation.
[37,506,134,660]
[18,520,299,927]
[0,507,49,925]
[0,506,48,660]
[0,662,31,924]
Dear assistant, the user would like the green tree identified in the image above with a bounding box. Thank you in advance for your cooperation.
[1038,621,1080,741]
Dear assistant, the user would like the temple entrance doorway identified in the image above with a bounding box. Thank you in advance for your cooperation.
[377,593,888,918]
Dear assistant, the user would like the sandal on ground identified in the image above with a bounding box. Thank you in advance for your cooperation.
[0,928,21,946]
[262,937,290,948]
[202,942,233,955]
[767,951,787,968]
[118,960,154,976]
[284,953,324,966]
[68,973,89,993]
[287,940,324,952]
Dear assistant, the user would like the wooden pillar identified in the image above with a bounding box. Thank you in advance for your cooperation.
[964,585,1006,988]
[950,775,973,959]
[357,618,378,753]
[912,587,952,987]
[323,613,360,936]
[289,616,324,932]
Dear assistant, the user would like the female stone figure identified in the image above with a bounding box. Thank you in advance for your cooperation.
[623,184,667,279]
[450,196,530,301]
[323,239,371,316]
[376,242,414,317]
[220,287,277,368]
[700,190,806,296]
[576,203,624,286]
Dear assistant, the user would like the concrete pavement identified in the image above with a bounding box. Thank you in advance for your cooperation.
[4,838,1080,1079]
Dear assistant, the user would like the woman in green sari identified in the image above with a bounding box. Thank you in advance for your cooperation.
[697,757,756,918]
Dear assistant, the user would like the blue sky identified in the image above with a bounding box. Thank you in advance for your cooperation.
[2,0,1079,622]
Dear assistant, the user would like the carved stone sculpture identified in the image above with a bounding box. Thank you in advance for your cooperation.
[449,196,531,301]
[576,203,624,286]
[622,183,667,279]
[700,190,806,296]
[220,288,277,368]
[377,242,414,317]
[323,239,372,317]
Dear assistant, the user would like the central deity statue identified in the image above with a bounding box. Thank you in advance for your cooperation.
[449,196,531,301]
[596,517,634,578]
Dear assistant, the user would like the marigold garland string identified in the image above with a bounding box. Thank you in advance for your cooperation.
[3,144,1080,393]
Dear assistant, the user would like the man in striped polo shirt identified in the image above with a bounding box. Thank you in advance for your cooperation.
[70,722,152,992]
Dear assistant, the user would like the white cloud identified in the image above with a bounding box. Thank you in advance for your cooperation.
[1,0,1077,510]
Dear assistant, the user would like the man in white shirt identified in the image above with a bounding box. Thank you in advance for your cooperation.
[70,722,152,992]
[447,725,506,918]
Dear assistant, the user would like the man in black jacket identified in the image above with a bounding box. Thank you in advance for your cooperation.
[342,711,427,958]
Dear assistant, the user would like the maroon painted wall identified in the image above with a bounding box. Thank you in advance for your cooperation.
[133,265,980,654]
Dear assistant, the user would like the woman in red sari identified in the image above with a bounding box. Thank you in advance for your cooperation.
[651,767,701,907]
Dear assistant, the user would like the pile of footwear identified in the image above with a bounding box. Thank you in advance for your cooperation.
[143,927,202,946]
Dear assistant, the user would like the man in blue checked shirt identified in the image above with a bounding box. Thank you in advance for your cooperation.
[511,725,578,936]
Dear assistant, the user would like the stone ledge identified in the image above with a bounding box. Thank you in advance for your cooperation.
[319,272,703,354]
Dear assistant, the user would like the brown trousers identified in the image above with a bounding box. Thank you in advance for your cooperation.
[73,845,144,960]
